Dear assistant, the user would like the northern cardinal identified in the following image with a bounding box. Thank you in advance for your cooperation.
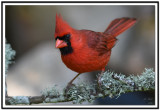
[54,14,136,88]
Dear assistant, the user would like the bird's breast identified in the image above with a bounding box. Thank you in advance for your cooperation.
[61,46,111,73]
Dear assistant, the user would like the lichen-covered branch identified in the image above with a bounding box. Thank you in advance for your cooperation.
[5,40,16,73]
[5,40,16,97]
[5,68,155,105]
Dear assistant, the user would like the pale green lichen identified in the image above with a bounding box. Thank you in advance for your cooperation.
[41,85,60,98]
[5,40,16,73]
[45,95,66,103]
[39,68,155,104]
[8,96,30,105]
[6,68,155,105]
[65,81,97,104]
[65,68,155,103]
[41,85,67,103]
[5,40,16,97]
[133,68,155,91]
[100,68,155,98]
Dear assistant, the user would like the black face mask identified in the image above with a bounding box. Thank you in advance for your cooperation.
[55,34,73,55]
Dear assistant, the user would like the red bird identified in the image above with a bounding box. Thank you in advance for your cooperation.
[54,14,136,88]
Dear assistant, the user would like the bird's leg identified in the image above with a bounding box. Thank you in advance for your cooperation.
[65,73,81,92]
[98,67,105,87]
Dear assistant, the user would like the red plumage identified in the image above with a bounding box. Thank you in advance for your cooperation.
[54,14,136,87]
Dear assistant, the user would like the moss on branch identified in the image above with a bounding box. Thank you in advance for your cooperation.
[5,40,16,97]
[5,40,16,73]
[6,68,155,105]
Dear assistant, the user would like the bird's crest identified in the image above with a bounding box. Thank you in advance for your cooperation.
[55,13,72,38]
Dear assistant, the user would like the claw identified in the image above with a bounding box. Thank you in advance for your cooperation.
[65,82,75,94]
[97,68,105,88]
[97,77,102,89]
[98,80,102,87]
[64,73,80,94]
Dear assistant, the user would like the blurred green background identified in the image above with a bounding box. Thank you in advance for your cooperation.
[6,5,155,105]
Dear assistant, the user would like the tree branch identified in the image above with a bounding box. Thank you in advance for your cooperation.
[5,68,155,105]
[5,40,16,97]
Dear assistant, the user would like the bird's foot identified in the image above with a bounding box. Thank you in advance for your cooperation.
[98,80,102,88]
[64,82,75,95]
[95,80,103,95]
[97,70,105,89]
[97,74,103,88]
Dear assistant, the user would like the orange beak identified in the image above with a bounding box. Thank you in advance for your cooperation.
[55,39,68,48]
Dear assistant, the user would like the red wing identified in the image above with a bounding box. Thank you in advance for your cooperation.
[81,30,117,55]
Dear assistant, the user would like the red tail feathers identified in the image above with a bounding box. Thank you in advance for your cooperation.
[104,17,136,37]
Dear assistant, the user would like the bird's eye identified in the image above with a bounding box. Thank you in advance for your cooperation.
[65,34,70,39]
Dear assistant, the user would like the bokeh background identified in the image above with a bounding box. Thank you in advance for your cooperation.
[5,5,155,105]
